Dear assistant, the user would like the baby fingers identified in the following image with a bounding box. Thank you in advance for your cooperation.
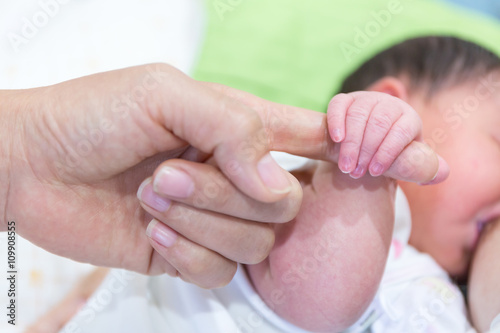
[327,91,424,180]
[327,93,354,143]
[333,94,379,174]
[352,103,404,178]
[368,112,423,177]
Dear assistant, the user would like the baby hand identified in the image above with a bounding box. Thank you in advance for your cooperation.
[327,91,423,179]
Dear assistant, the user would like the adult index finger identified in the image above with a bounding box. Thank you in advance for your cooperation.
[203,82,449,185]
[201,82,338,161]
[147,65,300,204]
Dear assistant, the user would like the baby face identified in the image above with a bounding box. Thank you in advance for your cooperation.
[399,73,500,277]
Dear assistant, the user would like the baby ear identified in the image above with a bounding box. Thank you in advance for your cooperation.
[366,77,409,101]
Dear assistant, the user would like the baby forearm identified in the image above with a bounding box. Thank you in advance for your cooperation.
[246,162,396,332]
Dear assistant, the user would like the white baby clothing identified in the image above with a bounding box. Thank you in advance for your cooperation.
[62,154,487,333]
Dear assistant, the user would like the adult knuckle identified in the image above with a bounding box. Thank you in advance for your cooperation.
[230,111,268,151]
[276,188,302,222]
[214,96,261,141]
[180,250,237,289]
[163,266,180,279]
[209,264,238,289]
[179,247,210,278]
[211,82,231,95]
[161,204,186,223]
[251,184,302,223]
[194,175,232,210]
[233,108,263,136]
[242,224,275,264]
[196,267,237,289]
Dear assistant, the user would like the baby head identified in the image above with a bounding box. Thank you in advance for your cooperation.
[339,36,500,277]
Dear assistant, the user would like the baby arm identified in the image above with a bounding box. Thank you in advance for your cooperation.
[247,163,396,332]
[245,92,426,332]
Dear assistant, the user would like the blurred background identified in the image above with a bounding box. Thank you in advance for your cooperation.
[443,0,500,20]
[0,0,499,331]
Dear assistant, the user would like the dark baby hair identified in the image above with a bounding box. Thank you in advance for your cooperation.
[339,36,500,96]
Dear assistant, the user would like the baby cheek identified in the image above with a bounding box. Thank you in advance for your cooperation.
[409,214,460,273]
[432,231,470,276]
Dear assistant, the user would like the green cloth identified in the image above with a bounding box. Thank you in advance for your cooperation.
[193,0,500,113]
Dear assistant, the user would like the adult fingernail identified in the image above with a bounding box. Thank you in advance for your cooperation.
[137,178,172,212]
[146,219,177,248]
[153,167,194,198]
[420,155,450,186]
[369,162,384,177]
[257,153,292,194]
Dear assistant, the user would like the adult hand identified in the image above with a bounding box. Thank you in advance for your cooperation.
[0,64,444,289]
[0,63,328,288]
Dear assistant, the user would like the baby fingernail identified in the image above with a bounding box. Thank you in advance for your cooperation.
[137,178,172,212]
[154,167,194,198]
[257,153,292,194]
[350,164,365,179]
[370,162,384,177]
[332,129,342,142]
[146,219,177,248]
[340,156,352,173]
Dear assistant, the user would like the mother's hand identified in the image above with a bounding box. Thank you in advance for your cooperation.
[0,64,334,288]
